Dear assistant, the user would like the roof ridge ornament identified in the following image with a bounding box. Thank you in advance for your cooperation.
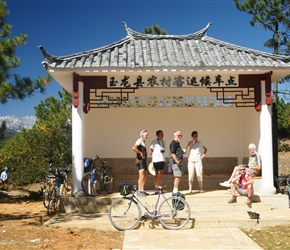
[122,21,212,40]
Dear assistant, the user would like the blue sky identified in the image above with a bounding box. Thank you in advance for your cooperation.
[1,0,278,117]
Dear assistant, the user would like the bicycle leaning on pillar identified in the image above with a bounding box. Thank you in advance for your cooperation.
[81,155,114,196]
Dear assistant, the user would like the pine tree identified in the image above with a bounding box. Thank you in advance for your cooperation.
[143,23,167,35]
[0,0,51,105]
[0,90,72,186]
[234,0,290,178]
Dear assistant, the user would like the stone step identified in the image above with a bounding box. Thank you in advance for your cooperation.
[60,190,289,214]
[76,201,272,214]
[45,207,290,231]
[129,209,290,230]
[52,190,290,231]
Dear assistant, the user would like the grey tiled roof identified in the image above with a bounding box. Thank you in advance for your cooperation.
[39,22,290,70]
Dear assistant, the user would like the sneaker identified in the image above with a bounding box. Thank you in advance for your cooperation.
[199,190,204,193]
[219,181,231,188]
[228,198,237,203]
[185,190,192,194]
[137,191,148,197]
[246,199,252,204]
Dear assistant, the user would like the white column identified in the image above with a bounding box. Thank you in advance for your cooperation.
[72,81,85,197]
[258,80,276,194]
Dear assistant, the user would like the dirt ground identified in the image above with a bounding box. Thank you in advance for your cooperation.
[0,184,124,250]
[0,150,289,250]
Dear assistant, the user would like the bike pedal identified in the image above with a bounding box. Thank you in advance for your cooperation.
[141,215,150,221]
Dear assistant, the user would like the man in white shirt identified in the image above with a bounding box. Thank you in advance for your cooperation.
[149,130,166,192]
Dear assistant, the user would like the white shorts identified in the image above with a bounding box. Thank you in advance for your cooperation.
[188,160,203,181]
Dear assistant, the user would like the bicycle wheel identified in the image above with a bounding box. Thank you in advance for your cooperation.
[81,172,101,196]
[47,188,56,215]
[158,196,191,230]
[108,197,141,230]
[43,191,49,208]
[103,168,114,194]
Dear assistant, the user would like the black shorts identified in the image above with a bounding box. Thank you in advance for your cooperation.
[137,161,148,171]
[153,162,165,171]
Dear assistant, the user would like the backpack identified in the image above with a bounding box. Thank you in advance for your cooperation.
[172,192,186,210]
[84,158,92,173]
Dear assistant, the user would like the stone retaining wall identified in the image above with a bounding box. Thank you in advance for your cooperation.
[95,157,238,175]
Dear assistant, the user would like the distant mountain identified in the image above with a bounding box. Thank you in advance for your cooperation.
[0,115,37,132]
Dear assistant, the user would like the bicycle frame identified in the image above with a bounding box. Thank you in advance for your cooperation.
[127,188,172,219]
[97,166,113,184]
[109,185,191,230]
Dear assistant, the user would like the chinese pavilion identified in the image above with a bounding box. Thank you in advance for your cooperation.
[40,22,290,195]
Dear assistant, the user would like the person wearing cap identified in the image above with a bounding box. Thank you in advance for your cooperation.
[149,130,166,193]
[169,131,184,194]
[132,130,149,197]
[0,167,8,190]
[219,143,261,188]
[228,165,254,204]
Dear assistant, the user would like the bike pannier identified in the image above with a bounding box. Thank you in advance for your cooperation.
[172,192,185,210]
[119,183,132,196]
[84,158,92,173]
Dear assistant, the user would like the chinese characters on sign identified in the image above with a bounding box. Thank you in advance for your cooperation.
[108,74,238,88]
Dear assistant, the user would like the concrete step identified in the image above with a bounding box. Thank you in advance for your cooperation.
[76,202,272,214]
[52,190,290,231]
[72,194,273,214]
[131,209,290,230]
[45,207,290,231]
[60,190,289,214]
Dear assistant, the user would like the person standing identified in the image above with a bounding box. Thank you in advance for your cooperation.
[0,167,8,190]
[186,131,207,193]
[132,130,149,196]
[169,131,184,194]
[149,130,166,192]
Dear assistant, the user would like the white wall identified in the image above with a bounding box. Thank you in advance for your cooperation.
[83,105,260,162]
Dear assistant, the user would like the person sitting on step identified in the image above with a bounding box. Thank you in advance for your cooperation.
[228,165,254,204]
[219,143,261,188]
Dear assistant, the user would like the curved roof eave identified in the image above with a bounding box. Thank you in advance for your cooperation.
[39,22,290,71]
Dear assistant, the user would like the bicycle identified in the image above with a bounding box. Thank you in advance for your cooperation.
[108,184,191,230]
[46,167,72,215]
[81,155,114,196]
[43,173,56,208]
[277,174,290,199]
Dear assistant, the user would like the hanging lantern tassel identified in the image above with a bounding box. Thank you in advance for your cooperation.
[266,92,272,106]
[255,103,261,112]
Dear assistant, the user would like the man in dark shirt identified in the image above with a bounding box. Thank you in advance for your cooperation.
[169,131,184,194]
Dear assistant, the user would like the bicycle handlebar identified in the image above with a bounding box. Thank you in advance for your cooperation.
[48,167,72,177]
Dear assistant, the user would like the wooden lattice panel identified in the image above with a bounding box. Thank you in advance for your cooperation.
[209,87,256,107]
